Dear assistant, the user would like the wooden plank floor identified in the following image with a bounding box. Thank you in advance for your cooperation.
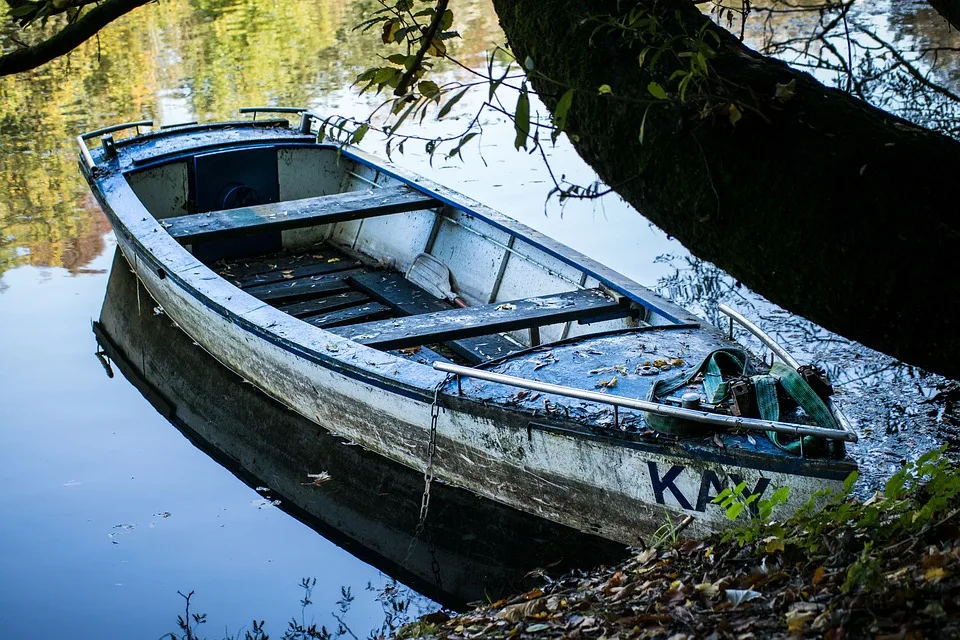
[212,245,590,365]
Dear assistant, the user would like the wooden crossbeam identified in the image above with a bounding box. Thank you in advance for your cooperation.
[162,186,439,243]
[330,287,628,351]
[348,271,520,362]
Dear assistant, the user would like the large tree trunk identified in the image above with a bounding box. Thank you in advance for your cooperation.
[492,0,960,379]
[928,0,960,31]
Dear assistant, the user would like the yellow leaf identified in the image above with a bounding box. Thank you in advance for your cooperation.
[765,537,785,554]
[381,20,399,44]
[925,567,948,583]
[785,610,814,633]
[775,79,796,103]
[727,103,742,126]
[812,566,825,585]
[598,84,613,95]
[426,38,447,56]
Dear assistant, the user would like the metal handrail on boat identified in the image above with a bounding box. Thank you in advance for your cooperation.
[432,361,858,443]
[717,303,858,439]
[719,304,799,368]
[239,106,308,122]
[77,120,154,170]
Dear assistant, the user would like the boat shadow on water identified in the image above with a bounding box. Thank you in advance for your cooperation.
[93,250,628,610]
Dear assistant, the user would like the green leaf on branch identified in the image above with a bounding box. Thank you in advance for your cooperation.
[639,104,651,145]
[440,9,454,31]
[381,19,400,44]
[647,81,668,100]
[637,48,649,69]
[387,53,408,65]
[439,87,469,118]
[551,88,574,142]
[418,80,440,100]
[514,84,530,150]
[351,123,369,144]
[727,103,742,126]
[447,132,479,159]
[374,67,399,86]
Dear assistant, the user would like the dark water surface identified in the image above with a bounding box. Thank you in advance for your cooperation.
[1,0,958,637]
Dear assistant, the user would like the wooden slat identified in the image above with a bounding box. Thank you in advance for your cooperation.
[162,186,439,243]
[244,268,363,303]
[388,346,451,366]
[331,288,628,351]
[348,271,520,362]
[215,250,338,280]
[302,302,393,329]
[276,291,370,318]
[237,258,360,288]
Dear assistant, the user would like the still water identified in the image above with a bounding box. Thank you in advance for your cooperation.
[0,0,956,637]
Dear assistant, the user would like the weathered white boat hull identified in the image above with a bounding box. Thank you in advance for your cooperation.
[114,231,843,545]
[83,119,854,546]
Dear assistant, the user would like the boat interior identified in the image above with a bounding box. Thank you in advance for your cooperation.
[127,141,660,368]
[113,127,853,460]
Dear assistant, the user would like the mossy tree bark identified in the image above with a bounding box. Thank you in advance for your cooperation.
[492,0,960,379]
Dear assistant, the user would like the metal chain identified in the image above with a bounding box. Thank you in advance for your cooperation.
[404,375,451,566]
[417,379,445,529]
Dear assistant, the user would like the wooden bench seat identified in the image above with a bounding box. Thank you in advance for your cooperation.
[162,186,439,243]
[348,271,520,363]
[330,287,630,351]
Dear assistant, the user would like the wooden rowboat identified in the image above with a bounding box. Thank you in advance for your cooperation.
[80,109,858,545]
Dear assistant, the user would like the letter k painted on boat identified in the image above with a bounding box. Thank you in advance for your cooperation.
[647,463,693,510]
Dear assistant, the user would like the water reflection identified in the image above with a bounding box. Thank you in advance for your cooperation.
[94,249,626,610]
[0,0,502,279]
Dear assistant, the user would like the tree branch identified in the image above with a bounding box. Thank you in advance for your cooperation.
[393,0,448,96]
[0,0,153,76]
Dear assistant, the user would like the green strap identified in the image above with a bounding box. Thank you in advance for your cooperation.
[770,362,839,430]
[643,348,747,435]
[642,347,841,453]
[763,362,839,454]
[752,374,779,422]
[703,350,747,404]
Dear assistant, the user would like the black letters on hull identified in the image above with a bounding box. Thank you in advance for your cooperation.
[647,462,771,514]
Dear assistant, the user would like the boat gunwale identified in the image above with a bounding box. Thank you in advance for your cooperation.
[108,125,698,326]
[86,121,854,476]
